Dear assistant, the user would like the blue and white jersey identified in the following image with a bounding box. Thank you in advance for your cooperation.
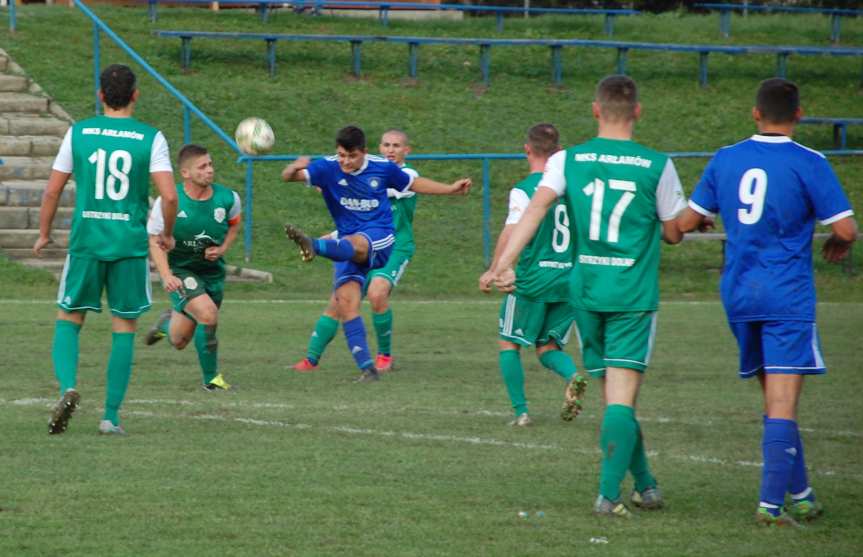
[305,154,414,236]
[690,134,853,323]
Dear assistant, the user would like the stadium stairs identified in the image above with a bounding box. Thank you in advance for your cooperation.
[0,49,272,284]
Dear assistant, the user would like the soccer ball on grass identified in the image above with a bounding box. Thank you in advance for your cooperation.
[235,117,275,155]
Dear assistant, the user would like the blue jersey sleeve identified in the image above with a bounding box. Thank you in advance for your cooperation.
[804,157,853,225]
[306,158,333,191]
[689,155,720,216]
[386,162,414,192]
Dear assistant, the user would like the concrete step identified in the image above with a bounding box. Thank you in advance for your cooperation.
[0,92,49,114]
[3,247,67,259]
[0,135,62,156]
[0,55,8,72]
[0,179,76,207]
[15,257,66,272]
[0,114,69,136]
[0,206,73,229]
[0,74,29,93]
[0,229,69,248]
[0,157,56,180]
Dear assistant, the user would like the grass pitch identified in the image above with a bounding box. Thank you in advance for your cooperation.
[2,299,862,556]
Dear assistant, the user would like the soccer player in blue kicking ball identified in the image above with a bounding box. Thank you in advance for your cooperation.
[678,78,857,527]
[281,125,471,382]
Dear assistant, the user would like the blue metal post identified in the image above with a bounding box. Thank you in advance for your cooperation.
[482,158,491,268]
[9,0,15,33]
[720,9,731,38]
[351,40,362,78]
[258,2,269,23]
[181,37,191,70]
[480,44,491,86]
[777,52,788,78]
[604,14,615,37]
[616,48,628,75]
[408,42,418,79]
[266,39,277,77]
[830,14,841,43]
[244,160,254,262]
[380,6,389,27]
[183,105,191,144]
[839,123,847,150]
[148,0,157,23]
[93,23,101,115]
[698,51,709,88]
[550,45,562,86]
[496,12,504,33]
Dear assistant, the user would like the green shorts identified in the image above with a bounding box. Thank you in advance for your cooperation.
[573,309,657,377]
[56,255,151,318]
[366,247,412,290]
[498,294,575,347]
[168,268,224,313]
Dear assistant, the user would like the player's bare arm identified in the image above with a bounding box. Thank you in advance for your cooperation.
[153,170,178,251]
[148,234,183,293]
[479,224,515,293]
[205,219,241,262]
[281,156,311,182]
[33,169,71,256]
[661,219,684,245]
[492,186,557,291]
[822,216,858,262]
[410,177,472,196]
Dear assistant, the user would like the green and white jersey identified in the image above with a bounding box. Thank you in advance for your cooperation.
[540,138,686,312]
[387,164,419,254]
[52,115,172,260]
[147,183,241,279]
[507,172,573,303]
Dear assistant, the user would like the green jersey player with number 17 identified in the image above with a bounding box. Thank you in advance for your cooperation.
[479,124,586,427]
[144,144,242,392]
[492,76,687,517]
[34,64,178,436]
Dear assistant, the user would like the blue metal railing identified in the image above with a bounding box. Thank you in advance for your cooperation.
[3,0,15,33]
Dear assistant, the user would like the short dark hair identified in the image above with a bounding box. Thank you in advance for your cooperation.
[595,75,638,122]
[178,144,209,168]
[756,78,800,124]
[527,123,560,157]
[336,126,366,152]
[99,64,137,110]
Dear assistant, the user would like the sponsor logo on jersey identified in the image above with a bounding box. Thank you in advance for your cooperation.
[183,276,198,290]
[340,197,380,211]
[370,179,380,189]
[214,207,226,223]
[338,179,349,186]
[177,210,188,218]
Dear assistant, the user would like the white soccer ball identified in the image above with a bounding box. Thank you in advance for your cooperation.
[234,117,275,155]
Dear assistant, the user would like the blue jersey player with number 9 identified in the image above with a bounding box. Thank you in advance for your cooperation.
[679,78,857,527]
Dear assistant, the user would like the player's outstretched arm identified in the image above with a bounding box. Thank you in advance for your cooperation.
[410,177,471,196]
[822,216,858,262]
[153,170,178,251]
[492,186,557,292]
[479,224,515,293]
[33,170,71,256]
[148,234,183,293]
[281,156,311,183]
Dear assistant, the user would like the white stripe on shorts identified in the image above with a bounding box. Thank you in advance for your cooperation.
[811,323,825,369]
[56,254,71,304]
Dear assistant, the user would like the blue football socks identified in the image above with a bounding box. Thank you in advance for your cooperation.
[760,417,798,514]
[313,238,356,262]
[343,316,373,370]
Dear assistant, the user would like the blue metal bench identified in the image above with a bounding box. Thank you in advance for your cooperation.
[799,117,863,150]
[154,30,863,87]
[146,0,638,35]
[695,3,863,43]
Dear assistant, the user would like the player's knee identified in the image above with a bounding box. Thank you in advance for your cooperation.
[367,285,389,310]
[197,308,218,326]
[172,335,190,349]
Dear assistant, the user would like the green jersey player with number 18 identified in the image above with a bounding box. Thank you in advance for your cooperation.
[34,64,178,436]
[145,144,242,392]
[479,124,586,427]
[492,76,687,517]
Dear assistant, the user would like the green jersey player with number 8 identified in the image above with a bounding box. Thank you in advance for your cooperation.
[35,64,178,436]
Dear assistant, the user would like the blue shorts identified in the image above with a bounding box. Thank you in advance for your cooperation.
[729,320,826,379]
[332,228,395,290]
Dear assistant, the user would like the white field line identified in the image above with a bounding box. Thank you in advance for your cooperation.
[6,398,861,480]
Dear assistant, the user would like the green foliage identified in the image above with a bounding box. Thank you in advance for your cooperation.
[0,4,861,300]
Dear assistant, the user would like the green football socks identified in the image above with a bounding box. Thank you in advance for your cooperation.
[599,404,638,501]
[194,324,219,384]
[499,349,528,416]
[629,419,657,493]
[103,332,135,426]
[538,349,577,381]
[52,320,81,395]
[307,314,339,363]
[372,309,393,356]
